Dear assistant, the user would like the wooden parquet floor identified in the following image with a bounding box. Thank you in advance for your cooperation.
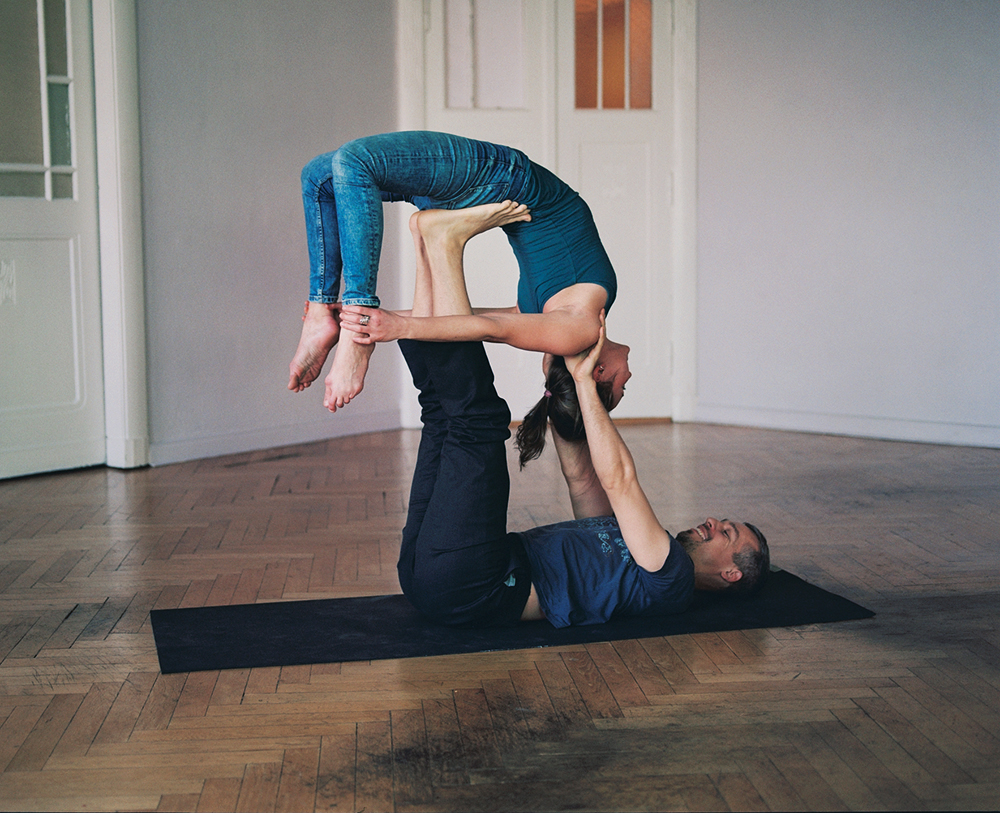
[1,422,999,812]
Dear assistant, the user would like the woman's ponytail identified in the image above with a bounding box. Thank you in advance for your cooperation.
[514,356,614,468]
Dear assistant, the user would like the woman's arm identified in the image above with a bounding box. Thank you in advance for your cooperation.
[550,430,614,520]
[341,306,600,357]
[543,351,614,518]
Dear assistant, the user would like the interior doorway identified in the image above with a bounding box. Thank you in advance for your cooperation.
[404,0,690,422]
[0,0,105,479]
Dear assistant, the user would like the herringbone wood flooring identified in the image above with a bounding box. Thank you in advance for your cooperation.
[1,422,998,811]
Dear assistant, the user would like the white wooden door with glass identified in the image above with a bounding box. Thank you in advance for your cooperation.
[421,0,673,420]
[0,0,105,479]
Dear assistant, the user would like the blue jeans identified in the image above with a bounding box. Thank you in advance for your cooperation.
[396,339,531,627]
[301,131,531,308]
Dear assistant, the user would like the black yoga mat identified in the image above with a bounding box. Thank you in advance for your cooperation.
[150,568,874,674]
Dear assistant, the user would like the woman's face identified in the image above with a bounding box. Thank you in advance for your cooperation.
[595,339,632,408]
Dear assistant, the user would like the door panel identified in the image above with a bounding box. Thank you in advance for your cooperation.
[421,0,672,420]
[556,0,674,418]
[0,0,105,479]
[423,0,558,420]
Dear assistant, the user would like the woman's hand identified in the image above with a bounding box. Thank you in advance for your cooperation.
[564,310,606,385]
[340,306,408,344]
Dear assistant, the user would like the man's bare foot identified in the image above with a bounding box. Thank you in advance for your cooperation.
[323,338,375,412]
[411,200,532,250]
[288,301,340,392]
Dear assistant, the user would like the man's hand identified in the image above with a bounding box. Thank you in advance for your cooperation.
[564,310,606,385]
[340,306,408,344]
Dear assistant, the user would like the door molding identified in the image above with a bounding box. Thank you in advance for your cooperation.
[671,0,697,421]
[395,0,429,429]
[395,0,698,422]
[92,0,149,467]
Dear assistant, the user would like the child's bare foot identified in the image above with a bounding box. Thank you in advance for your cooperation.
[323,338,375,412]
[289,301,340,392]
[412,200,532,249]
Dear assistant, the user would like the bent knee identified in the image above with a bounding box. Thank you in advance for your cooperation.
[301,152,336,187]
[329,140,373,183]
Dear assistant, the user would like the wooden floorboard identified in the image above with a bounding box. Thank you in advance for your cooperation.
[0,423,998,811]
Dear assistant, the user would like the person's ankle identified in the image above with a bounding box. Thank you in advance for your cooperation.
[305,300,338,319]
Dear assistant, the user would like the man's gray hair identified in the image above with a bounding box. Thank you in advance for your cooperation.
[730,522,770,596]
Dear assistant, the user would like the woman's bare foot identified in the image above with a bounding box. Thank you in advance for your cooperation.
[412,200,531,250]
[288,301,340,392]
[323,338,375,412]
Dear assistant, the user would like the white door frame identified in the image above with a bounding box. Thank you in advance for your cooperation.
[393,0,698,423]
[671,0,697,421]
[92,0,149,467]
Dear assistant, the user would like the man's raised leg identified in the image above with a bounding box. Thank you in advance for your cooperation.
[397,339,527,626]
[409,201,531,316]
[408,211,434,319]
[396,208,532,625]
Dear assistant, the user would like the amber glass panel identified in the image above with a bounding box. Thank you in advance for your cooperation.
[602,0,626,109]
[629,0,652,109]
[0,0,45,165]
[575,0,598,109]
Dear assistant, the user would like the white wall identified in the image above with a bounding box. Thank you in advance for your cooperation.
[696,0,1000,447]
[136,0,401,465]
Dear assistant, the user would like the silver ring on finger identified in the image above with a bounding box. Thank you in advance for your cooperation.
[359,315,370,326]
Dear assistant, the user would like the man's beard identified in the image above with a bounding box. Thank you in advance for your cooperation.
[675,528,705,556]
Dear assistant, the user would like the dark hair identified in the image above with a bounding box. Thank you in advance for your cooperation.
[514,356,615,468]
[729,522,770,597]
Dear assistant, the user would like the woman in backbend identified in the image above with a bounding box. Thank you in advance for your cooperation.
[288,130,630,413]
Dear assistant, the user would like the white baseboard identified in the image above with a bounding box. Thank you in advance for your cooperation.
[692,405,1000,449]
[149,408,402,466]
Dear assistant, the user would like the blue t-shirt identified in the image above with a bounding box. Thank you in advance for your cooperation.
[515,516,694,628]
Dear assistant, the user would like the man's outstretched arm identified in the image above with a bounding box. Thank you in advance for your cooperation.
[567,318,673,573]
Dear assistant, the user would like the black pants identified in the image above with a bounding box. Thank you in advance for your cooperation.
[397,340,531,626]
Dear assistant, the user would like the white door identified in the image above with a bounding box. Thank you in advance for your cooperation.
[419,0,673,420]
[555,0,674,418]
[0,0,105,479]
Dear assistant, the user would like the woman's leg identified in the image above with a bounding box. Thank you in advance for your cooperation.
[288,154,347,393]
[290,148,387,404]
[292,132,530,408]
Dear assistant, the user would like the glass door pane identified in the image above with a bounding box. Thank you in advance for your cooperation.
[0,0,45,165]
[0,0,74,198]
[575,0,652,110]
